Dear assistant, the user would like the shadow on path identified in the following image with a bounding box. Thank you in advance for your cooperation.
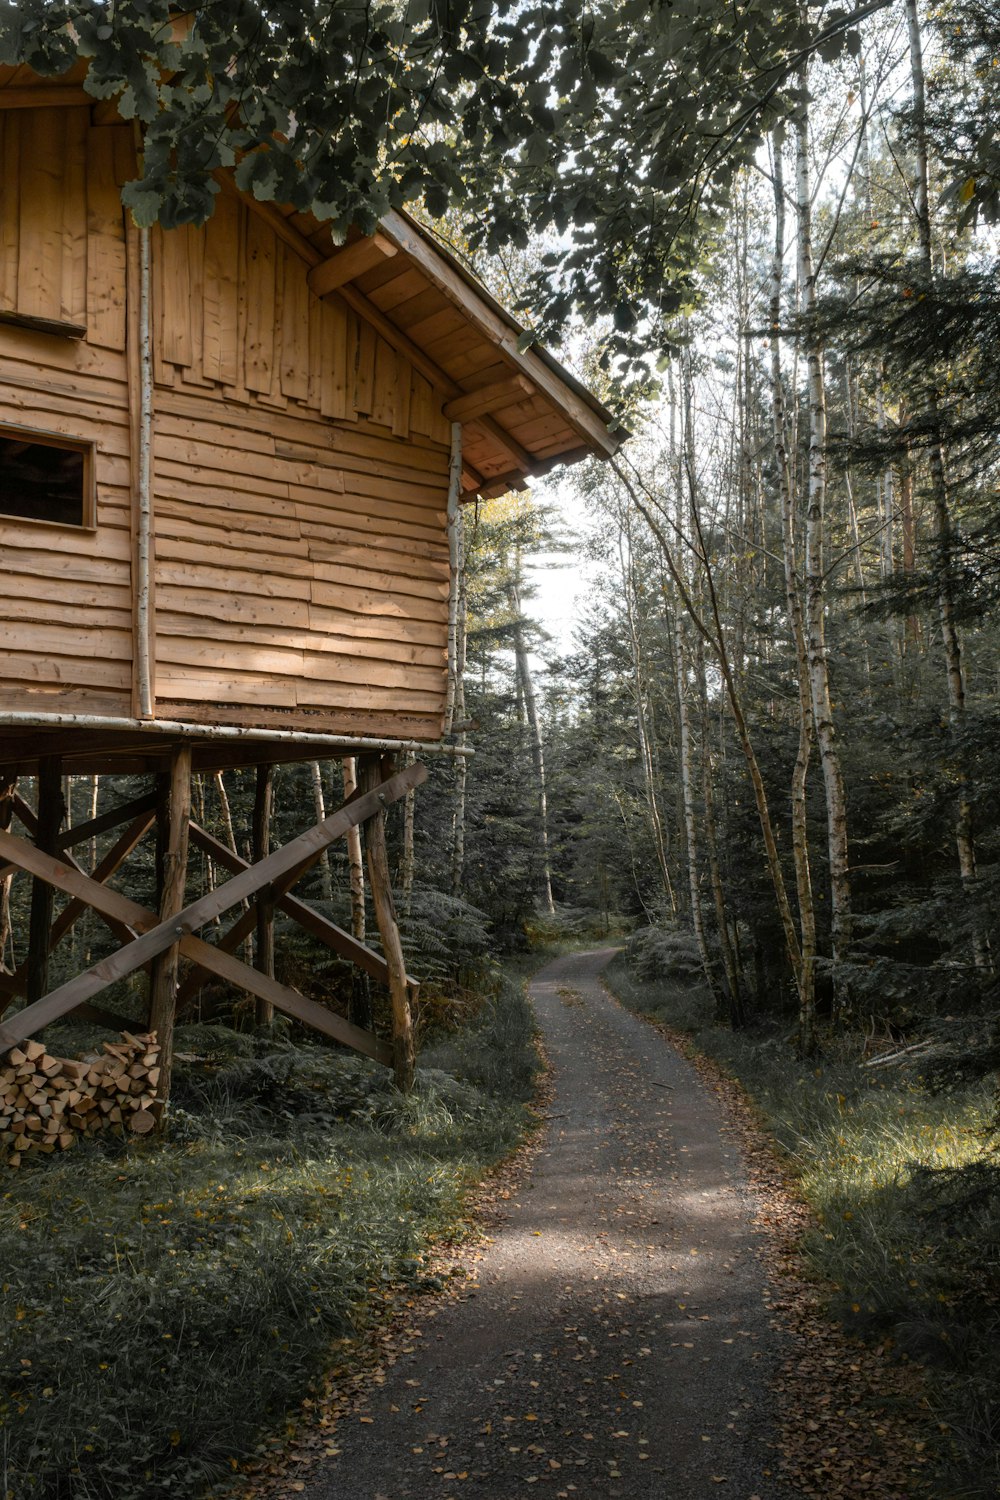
[300,947,792,1500]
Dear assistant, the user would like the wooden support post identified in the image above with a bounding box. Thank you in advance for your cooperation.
[148,744,192,1110]
[252,763,275,1025]
[343,755,373,1031]
[26,758,65,1005]
[0,772,15,974]
[360,755,415,1092]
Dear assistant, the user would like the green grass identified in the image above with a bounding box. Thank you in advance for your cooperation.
[0,974,539,1500]
[605,952,1000,1500]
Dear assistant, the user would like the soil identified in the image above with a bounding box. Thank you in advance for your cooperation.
[295,947,795,1500]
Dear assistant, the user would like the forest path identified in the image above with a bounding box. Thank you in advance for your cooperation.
[300,947,792,1500]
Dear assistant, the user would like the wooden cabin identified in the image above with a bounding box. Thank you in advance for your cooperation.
[0,68,620,768]
[0,64,622,1098]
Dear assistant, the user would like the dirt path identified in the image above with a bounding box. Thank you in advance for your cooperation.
[300,947,793,1500]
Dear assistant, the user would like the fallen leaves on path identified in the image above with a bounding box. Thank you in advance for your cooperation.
[222,1047,556,1499]
[648,1018,934,1500]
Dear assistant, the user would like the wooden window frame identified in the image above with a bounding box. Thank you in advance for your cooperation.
[0,421,97,532]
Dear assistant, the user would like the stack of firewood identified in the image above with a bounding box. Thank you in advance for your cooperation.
[0,1031,161,1167]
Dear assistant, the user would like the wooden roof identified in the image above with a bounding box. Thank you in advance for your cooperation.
[0,63,625,500]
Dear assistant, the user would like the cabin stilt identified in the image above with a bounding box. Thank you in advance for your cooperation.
[0,757,427,1107]
[0,772,15,976]
[26,757,65,1006]
[360,754,415,1093]
[148,743,193,1108]
[252,763,275,1025]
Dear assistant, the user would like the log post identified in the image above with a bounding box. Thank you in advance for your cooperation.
[0,772,16,973]
[343,755,373,1031]
[360,755,414,1092]
[148,743,192,1110]
[26,758,65,1004]
[252,763,275,1025]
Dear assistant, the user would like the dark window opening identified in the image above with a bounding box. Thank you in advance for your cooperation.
[0,430,91,527]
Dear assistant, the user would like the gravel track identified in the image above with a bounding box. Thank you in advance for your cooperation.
[301,947,793,1500]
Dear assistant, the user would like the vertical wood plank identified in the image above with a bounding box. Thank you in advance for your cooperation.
[18,109,64,321]
[148,744,192,1112]
[354,317,376,415]
[0,113,20,312]
[202,193,240,386]
[392,349,413,438]
[62,108,89,325]
[86,125,127,351]
[279,245,311,401]
[318,298,339,418]
[244,210,276,394]
[158,223,193,368]
[181,220,212,385]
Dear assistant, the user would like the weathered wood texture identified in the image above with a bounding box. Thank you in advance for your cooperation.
[0,111,133,718]
[0,107,451,742]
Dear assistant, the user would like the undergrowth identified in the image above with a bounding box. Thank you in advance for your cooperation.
[0,973,538,1500]
[605,944,1000,1500]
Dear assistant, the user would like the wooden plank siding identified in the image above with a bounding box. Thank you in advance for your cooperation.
[0,104,452,743]
[0,109,134,719]
[148,177,451,740]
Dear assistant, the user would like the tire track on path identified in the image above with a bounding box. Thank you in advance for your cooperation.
[301,946,793,1500]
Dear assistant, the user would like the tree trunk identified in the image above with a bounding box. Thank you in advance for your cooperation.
[905,0,981,942]
[509,577,556,916]
[342,756,366,942]
[309,761,333,902]
[771,133,818,1052]
[620,520,676,915]
[674,606,718,1002]
[695,636,743,1024]
[795,78,852,997]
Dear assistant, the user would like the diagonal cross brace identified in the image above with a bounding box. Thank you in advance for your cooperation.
[187,822,418,990]
[0,762,426,1061]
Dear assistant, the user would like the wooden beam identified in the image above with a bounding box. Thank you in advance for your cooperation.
[443,376,534,423]
[149,744,192,1106]
[307,234,397,299]
[0,309,87,340]
[0,762,427,1050]
[0,809,157,1017]
[0,86,93,111]
[471,415,534,474]
[188,822,416,988]
[252,764,275,1024]
[56,790,159,851]
[0,829,393,1067]
[380,209,620,457]
[360,756,415,1092]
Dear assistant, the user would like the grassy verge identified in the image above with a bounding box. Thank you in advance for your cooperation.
[605,951,1000,1500]
[0,972,539,1500]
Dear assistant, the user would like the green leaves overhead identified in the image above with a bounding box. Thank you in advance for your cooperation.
[0,0,536,231]
[0,0,920,348]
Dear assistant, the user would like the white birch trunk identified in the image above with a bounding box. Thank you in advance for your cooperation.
[795,80,853,991]
[342,756,366,943]
[309,761,333,902]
